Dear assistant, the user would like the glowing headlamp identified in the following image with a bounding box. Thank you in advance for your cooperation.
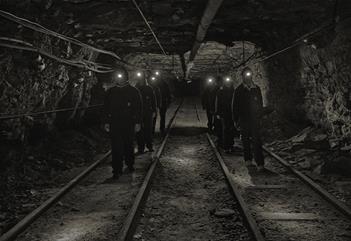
[245,71,252,77]
[117,73,123,79]
[155,71,160,76]
[151,76,156,81]
[137,72,142,77]
[208,78,213,83]
[225,77,231,82]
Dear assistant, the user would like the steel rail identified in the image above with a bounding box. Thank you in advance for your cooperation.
[0,100,183,241]
[194,103,265,241]
[207,134,265,241]
[263,146,351,220]
[116,99,183,241]
[0,150,111,241]
[196,103,351,240]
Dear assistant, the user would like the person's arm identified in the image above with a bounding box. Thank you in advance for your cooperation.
[257,87,263,117]
[103,89,111,123]
[151,88,157,113]
[134,88,143,124]
[103,89,111,132]
[232,88,240,123]
[215,92,221,119]
[202,89,207,110]
[165,82,171,106]
[157,88,162,109]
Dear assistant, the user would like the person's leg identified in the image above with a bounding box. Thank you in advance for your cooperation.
[241,126,253,163]
[136,123,145,153]
[228,119,235,150]
[152,112,157,135]
[111,132,124,177]
[206,110,213,131]
[224,118,235,152]
[209,113,214,131]
[123,126,135,171]
[144,114,154,151]
[252,128,264,167]
[222,118,231,151]
[215,118,223,147]
[159,107,167,133]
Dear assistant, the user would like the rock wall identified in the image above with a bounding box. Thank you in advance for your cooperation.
[262,28,351,141]
[0,45,98,143]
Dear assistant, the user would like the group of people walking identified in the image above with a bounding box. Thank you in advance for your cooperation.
[103,66,171,179]
[202,67,265,171]
[103,65,264,179]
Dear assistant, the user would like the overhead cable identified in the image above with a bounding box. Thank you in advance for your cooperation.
[0,104,103,121]
[0,39,114,73]
[238,17,349,69]
[131,0,167,56]
[0,10,121,61]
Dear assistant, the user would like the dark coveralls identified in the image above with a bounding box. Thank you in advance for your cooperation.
[104,84,142,174]
[150,85,162,135]
[158,80,171,133]
[135,84,157,152]
[232,83,264,166]
[212,86,222,146]
[216,85,235,150]
[202,85,217,131]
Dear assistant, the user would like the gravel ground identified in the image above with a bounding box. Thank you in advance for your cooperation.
[134,101,253,241]
[12,102,180,241]
[195,107,351,241]
[7,98,350,241]
[266,141,351,210]
[213,142,351,241]
[0,126,110,234]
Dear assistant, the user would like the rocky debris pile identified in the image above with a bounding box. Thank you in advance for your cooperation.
[261,109,302,143]
[267,126,351,177]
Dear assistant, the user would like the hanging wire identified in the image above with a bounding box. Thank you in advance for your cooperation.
[0,10,122,61]
[0,105,103,121]
[0,10,164,72]
[235,16,351,70]
[0,10,159,72]
[0,7,183,121]
[0,39,115,73]
[131,0,167,56]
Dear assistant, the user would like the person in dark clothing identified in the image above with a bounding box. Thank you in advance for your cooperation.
[157,78,171,134]
[149,76,162,135]
[213,76,223,147]
[202,78,217,132]
[215,76,235,153]
[232,67,264,171]
[103,67,143,179]
[135,72,157,153]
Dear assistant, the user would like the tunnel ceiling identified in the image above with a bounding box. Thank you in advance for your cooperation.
[0,0,335,77]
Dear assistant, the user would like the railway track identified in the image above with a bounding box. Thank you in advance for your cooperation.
[4,98,351,241]
[195,104,351,241]
[117,100,259,241]
[0,101,182,241]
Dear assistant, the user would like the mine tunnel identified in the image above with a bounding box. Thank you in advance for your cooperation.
[1,0,351,240]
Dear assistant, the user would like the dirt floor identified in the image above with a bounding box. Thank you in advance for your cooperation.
[6,102,180,240]
[195,107,351,240]
[3,97,351,241]
[134,102,253,241]
[0,125,110,235]
[266,137,351,210]
[261,112,351,210]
